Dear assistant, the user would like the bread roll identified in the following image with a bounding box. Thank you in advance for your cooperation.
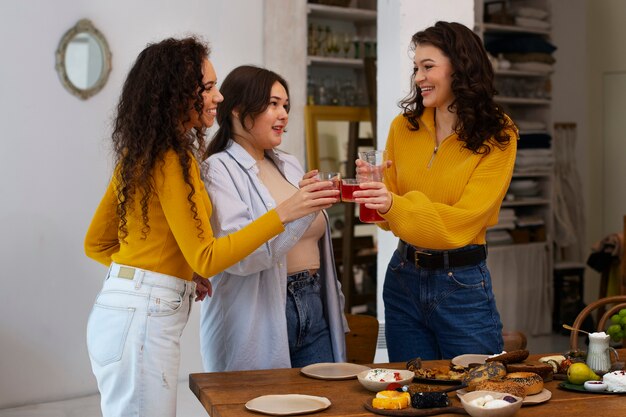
[471,379,527,398]
[463,361,507,386]
[504,372,544,395]
[506,361,554,381]
[485,349,529,364]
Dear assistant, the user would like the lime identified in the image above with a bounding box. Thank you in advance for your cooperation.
[611,314,621,324]
[567,362,600,385]
[619,308,626,317]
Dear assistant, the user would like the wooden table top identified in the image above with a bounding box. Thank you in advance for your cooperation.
[189,350,626,417]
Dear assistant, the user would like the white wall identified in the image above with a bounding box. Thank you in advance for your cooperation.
[0,0,263,408]
[375,0,475,324]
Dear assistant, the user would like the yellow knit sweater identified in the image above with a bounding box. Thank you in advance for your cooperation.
[380,108,518,250]
[84,150,284,280]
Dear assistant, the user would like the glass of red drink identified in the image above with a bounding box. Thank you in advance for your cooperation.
[340,179,359,202]
[359,204,384,223]
[315,171,341,192]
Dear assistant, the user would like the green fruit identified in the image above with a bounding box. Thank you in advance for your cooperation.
[620,316,626,326]
[615,331,624,340]
[567,363,600,385]
[608,324,622,335]
[619,308,626,317]
[611,314,621,324]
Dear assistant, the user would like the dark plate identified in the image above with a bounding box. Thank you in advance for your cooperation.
[412,377,465,386]
[558,382,626,395]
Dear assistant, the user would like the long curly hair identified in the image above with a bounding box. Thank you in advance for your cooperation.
[399,21,514,154]
[112,37,210,241]
[206,65,289,158]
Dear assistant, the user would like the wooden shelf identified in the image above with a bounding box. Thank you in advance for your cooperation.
[502,198,550,207]
[480,22,551,35]
[512,172,552,179]
[495,69,552,77]
[496,96,551,105]
[307,55,363,68]
[307,3,377,22]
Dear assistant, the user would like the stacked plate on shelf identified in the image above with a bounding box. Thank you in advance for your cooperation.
[508,179,540,198]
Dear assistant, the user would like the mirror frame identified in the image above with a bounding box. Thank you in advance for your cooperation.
[304,105,371,171]
[55,19,112,100]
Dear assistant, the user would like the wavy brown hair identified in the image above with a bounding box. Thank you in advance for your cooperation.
[399,21,514,154]
[112,37,210,241]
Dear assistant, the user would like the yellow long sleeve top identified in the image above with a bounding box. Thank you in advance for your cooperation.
[84,150,284,280]
[380,108,518,250]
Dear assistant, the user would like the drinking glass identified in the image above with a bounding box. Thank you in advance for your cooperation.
[340,179,359,202]
[315,171,341,192]
[356,150,387,223]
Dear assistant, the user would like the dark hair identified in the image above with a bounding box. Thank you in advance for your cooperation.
[112,37,210,241]
[206,65,290,157]
[399,21,514,154]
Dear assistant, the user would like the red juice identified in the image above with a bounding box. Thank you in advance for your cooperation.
[359,204,384,223]
[341,182,359,202]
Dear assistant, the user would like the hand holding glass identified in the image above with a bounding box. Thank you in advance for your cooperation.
[356,150,387,223]
[315,171,341,192]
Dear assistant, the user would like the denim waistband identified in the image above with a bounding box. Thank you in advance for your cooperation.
[107,262,194,293]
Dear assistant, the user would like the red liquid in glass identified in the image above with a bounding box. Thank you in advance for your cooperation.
[341,183,359,202]
[359,204,384,223]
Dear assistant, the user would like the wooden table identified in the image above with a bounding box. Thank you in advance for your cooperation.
[190,350,626,417]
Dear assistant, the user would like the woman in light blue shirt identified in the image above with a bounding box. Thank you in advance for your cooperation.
[199,65,348,371]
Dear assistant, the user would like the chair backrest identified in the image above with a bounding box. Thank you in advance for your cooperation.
[345,313,379,364]
[570,295,626,350]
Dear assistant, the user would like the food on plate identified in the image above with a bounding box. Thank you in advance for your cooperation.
[364,368,405,382]
[406,383,451,394]
[414,364,468,381]
[468,394,519,408]
[371,390,411,410]
[485,349,529,364]
[463,361,507,386]
[410,392,450,409]
[506,360,554,381]
[470,379,527,398]
[602,370,626,393]
[567,362,600,385]
[503,371,544,395]
[538,355,566,373]
[406,357,422,372]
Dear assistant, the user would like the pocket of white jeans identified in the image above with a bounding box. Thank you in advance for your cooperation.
[86,303,134,366]
[148,286,183,316]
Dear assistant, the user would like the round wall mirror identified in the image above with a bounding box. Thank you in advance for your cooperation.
[55,19,112,100]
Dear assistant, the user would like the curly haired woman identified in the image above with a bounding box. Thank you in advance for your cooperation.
[354,21,519,361]
[84,38,338,417]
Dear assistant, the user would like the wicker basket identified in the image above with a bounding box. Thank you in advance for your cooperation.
[309,0,352,7]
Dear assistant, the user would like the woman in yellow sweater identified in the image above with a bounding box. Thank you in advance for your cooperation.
[84,38,338,417]
[354,22,518,361]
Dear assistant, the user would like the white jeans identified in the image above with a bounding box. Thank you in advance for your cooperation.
[86,263,195,417]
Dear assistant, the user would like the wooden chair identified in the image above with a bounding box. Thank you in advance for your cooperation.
[502,330,527,351]
[569,295,626,350]
[345,313,379,364]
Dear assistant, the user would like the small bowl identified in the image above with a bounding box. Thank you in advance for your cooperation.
[584,380,607,392]
[357,368,415,392]
[459,390,523,417]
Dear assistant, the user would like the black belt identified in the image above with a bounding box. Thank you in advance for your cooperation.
[397,241,487,269]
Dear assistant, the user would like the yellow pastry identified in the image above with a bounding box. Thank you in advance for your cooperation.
[371,390,411,409]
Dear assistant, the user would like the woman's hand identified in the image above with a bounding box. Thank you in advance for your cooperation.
[353,181,393,214]
[192,273,212,302]
[299,169,319,188]
[275,180,339,223]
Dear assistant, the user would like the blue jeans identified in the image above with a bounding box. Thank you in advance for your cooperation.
[286,271,333,367]
[383,247,503,361]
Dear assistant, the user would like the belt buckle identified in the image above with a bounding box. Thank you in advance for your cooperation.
[414,251,431,268]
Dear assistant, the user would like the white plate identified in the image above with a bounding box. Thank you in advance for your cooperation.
[457,388,552,405]
[300,362,370,380]
[451,354,490,368]
[245,394,331,416]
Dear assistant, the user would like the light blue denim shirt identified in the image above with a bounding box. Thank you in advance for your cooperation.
[199,140,347,372]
